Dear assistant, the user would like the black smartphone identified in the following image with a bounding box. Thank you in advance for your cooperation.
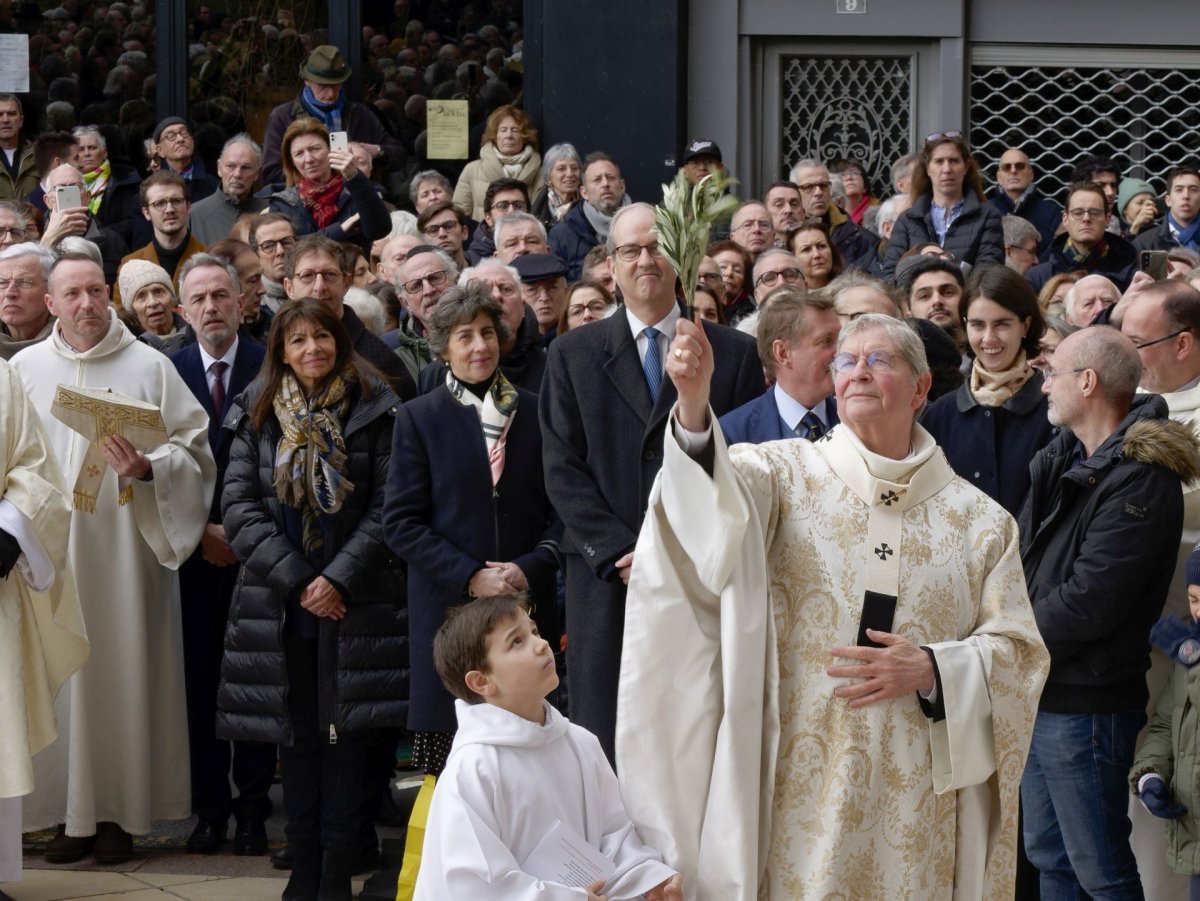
[857,590,897,648]
[1140,250,1169,281]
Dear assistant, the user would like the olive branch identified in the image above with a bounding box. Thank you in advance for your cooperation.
[653,167,740,318]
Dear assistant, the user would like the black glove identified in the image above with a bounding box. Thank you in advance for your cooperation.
[0,528,20,579]
[1139,776,1188,819]
[1149,614,1200,667]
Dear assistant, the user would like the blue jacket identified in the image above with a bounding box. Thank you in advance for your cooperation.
[987,186,1062,255]
[1025,231,1138,294]
[384,383,562,734]
[719,390,838,445]
[549,201,600,282]
[921,370,1055,517]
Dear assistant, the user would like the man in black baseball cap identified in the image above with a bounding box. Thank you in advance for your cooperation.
[260,45,406,186]
[683,138,724,185]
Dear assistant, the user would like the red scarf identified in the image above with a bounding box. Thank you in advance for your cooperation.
[297,176,344,229]
[848,194,874,226]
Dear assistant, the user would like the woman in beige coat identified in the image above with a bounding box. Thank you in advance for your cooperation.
[453,106,544,221]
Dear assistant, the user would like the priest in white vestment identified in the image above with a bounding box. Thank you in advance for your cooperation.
[11,254,215,861]
[616,313,1050,900]
[0,358,86,887]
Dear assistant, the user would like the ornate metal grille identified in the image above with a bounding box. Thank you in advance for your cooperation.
[970,62,1200,200]
[779,55,913,197]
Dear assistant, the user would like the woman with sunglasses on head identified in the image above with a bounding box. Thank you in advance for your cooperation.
[921,264,1055,516]
[883,131,1004,281]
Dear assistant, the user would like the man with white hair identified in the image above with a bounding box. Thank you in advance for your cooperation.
[617,311,1048,898]
[0,242,56,359]
[853,193,912,277]
[494,211,550,264]
[390,244,458,383]
[189,134,267,244]
[1064,273,1121,328]
[1003,214,1042,276]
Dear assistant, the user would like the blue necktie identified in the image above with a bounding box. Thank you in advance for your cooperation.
[643,327,662,402]
[799,411,825,441]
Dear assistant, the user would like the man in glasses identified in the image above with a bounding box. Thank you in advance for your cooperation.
[730,201,775,261]
[618,311,1048,899]
[0,241,55,358]
[115,171,207,308]
[283,234,413,399]
[787,158,875,268]
[465,178,530,265]
[550,152,629,281]
[40,164,128,288]
[388,244,458,384]
[719,287,840,444]
[150,116,217,206]
[986,148,1061,255]
[248,213,297,313]
[1026,181,1138,294]
[750,248,804,308]
[540,202,764,761]
[1021,325,1196,899]
[417,200,470,270]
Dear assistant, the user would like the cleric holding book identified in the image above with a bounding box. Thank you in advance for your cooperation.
[615,313,1050,900]
[11,251,215,865]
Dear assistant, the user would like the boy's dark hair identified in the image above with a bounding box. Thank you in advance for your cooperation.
[434,593,531,704]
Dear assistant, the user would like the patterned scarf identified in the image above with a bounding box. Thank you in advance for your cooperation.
[546,186,574,222]
[446,369,519,485]
[1062,236,1109,268]
[300,85,345,132]
[1169,212,1200,253]
[272,370,354,557]
[298,176,344,229]
[970,350,1034,407]
[83,159,111,214]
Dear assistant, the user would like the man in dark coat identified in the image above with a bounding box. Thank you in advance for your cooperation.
[540,203,765,759]
[790,159,876,267]
[719,288,841,445]
[1018,326,1200,898]
[170,254,273,855]
[261,46,404,188]
[550,153,628,281]
[1026,182,1138,294]
[1133,166,1200,255]
[987,148,1062,255]
[39,164,128,287]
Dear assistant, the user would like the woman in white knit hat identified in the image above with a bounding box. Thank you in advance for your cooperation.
[116,259,185,339]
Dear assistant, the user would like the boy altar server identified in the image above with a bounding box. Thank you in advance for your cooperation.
[415,594,682,900]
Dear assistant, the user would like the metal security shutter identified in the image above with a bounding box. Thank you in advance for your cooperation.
[970,45,1200,201]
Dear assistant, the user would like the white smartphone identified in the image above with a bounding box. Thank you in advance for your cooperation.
[55,184,83,210]
[329,131,349,152]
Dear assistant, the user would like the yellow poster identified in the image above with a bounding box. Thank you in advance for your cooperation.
[426,100,470,160]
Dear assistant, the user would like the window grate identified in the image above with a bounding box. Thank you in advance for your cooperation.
[779,55,913,198]
[970,63,1200,203]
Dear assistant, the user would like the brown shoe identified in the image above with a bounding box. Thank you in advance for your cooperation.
[93,821,133,865]
[43,825,97,863]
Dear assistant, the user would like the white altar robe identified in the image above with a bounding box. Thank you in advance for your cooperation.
[616,417,1049,900]
[12,313,215,837]
[0,359,83,883]
[415,700,677,900]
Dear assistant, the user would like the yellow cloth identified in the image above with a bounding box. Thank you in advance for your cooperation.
[395,774,436,901]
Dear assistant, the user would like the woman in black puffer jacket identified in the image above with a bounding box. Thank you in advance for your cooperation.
[217,298,405,901]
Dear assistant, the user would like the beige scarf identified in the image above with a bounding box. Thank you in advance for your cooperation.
[495,144,534,179]
[970,351,1034,407]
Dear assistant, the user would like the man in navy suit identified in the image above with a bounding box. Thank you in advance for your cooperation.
[540,202,765,759]
[720,288,842,445]
[170,253,273,856]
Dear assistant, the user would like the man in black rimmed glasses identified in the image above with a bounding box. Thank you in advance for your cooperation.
[750,248,804,308]
[1020,324,1198,899]
[787,158,875,267]
[388,244,458,384]
[115,171,207,309]
[1026,181,1138,295]
[986,148,1061,255]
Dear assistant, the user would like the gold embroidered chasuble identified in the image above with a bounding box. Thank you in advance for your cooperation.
[616,416,1049,900]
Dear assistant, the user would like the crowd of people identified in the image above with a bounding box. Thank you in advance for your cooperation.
[4,3,1200,901]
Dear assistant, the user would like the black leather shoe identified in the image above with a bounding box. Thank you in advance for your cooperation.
[271,842,294,870]
[93,822,134,865]
[233,817,268,856]
[43,825,96,863]
[186,818,227,854]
